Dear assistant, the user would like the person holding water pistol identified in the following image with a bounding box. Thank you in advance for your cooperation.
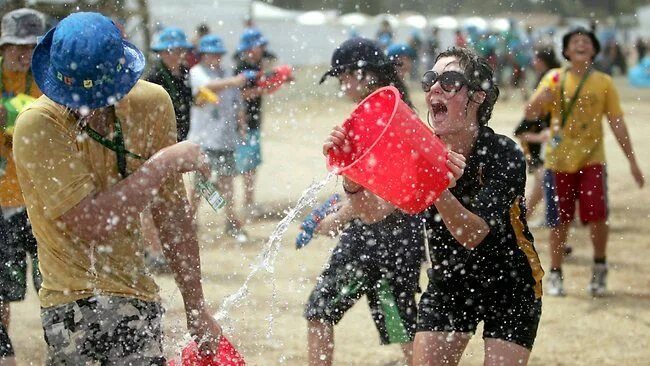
[12,13,222,364]
[324,47,544,366]
[304,38,425,366]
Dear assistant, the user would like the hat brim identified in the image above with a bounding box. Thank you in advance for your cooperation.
[0,35,38,47]
[237,38,268,53]
[199,47,226,55]
[151,41,193,52]
[32,27,145,110]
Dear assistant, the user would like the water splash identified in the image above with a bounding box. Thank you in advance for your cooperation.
[215,171,335,321]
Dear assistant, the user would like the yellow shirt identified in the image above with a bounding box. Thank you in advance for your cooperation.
[0,66,42,207]
[537,68,623,173]
[13,80,179,308]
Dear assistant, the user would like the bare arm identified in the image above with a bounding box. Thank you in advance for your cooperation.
[432,151,489,249]
[607,114,645,187]
[204,74,246,93]
[518,129,550,144]
[313,199,355,236]
[432,189,489,249]
[59,141,210,243]
[151,179,222,347]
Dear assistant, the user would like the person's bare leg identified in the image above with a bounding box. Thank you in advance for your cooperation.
[413,331,471,366]
[217,176,238,226]
[401,342,414,366]
[590,220,608,260]
[549,222,571,270]
[483,338,531,366]
[0,357,16,366]
[525,168,545,220]
[243,170,256,209]
[307,320,334,366]
[0,303,9,329]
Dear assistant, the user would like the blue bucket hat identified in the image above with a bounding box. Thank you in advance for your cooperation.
[151,27,193,52]
[386,43,417,60]
[237,28,267,53]
[199,34,226,54]
[31,12,145,110]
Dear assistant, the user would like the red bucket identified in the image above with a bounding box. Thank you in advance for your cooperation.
[327,86,449,214]
[168,337,245,366]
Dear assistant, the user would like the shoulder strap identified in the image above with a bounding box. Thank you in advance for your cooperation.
[559,68,592,128]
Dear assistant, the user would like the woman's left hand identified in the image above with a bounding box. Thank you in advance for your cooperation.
[446,151,466,188]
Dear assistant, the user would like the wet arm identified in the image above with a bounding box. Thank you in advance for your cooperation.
[433,190,489,249]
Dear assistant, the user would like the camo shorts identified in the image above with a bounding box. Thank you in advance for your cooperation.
[41,296,165,365]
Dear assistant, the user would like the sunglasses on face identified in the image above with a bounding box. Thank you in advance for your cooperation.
[421,70,469,93]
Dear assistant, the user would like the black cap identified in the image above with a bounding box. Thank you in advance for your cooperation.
[562,27,601,61]
[319,37,391,84]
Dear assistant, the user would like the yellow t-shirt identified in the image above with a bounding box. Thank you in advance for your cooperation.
[13,80,179,308]
[537,68,623,173]
[0,66,42,207]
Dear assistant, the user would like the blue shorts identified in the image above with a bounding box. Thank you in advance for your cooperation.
[236,129,262,173]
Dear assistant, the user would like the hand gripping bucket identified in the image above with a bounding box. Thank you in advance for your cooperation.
[168,336,245,366]
[327,86,449,214]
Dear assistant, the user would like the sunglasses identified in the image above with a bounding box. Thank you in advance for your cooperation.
[421,70,469,93]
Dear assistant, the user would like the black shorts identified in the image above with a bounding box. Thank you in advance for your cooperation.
[0,208,42,302]
[304,216,423,345]
[417,269,542,350]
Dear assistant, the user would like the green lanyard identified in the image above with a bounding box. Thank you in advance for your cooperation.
[0,57,33,98]
[82,110,145,178]
[559,68,591,129]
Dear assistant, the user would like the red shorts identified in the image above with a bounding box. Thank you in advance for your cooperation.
[545,164,608,225]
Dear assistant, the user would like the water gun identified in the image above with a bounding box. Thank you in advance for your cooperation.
[196,87,220,105]
[168,337,245,366]
[254,65,293,93]
[296,193,340,249]
[2,93,36,135]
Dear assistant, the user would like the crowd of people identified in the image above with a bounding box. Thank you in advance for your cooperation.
[0,7,646,366]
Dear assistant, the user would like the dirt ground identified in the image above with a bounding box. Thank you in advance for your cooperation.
[10,67,650,365]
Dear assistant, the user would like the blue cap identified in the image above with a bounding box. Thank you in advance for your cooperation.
[151,27,193,52]
[198,34,226,54]
[237,28,267,53]
[31,12,145,110]
[386,43,416,60]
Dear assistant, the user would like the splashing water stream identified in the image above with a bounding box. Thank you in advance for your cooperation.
[215,172,335,322]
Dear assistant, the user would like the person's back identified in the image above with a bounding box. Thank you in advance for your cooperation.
[13,13,223,363]
[14,80,171,307]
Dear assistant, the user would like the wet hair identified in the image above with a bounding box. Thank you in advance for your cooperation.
[534,46,561,71]
[435,47,499,126]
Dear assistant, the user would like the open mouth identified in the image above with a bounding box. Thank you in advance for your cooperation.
[431,101,448,119]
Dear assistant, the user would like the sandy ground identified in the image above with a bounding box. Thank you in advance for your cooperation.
[9,67,650,365]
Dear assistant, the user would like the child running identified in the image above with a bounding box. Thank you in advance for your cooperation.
[325,47,544,365]
[307,38,425,366]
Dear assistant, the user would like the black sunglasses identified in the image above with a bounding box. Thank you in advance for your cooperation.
[421,70,469,93]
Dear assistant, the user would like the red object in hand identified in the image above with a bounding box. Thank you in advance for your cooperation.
[168,337,245,366]
[255,64,293,93]
[326,86,450,214]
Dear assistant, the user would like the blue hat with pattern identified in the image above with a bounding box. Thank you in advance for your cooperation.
[386,43,417,60]
[31,12,145,110]
[237,28,267,53]
[199,34,226,54]
[151,27,193,52]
